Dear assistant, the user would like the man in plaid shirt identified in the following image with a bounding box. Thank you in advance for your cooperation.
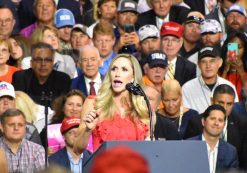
[0,108,45,172]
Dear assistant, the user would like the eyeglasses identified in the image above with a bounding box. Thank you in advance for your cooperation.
[32,57,53,63]
[0,18,13,25]
[162,37,180,44]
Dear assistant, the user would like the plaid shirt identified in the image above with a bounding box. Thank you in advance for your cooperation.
[0,137,45,173]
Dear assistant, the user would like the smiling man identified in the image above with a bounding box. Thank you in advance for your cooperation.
[185,84,247,170]
[188,104,239,172]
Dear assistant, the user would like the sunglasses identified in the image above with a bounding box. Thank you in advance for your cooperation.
[185,16,204,23]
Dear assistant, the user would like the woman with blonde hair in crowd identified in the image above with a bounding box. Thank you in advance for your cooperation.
[74,54,150,153]
[21,25,76,79]
[0,39,20,83]
[158,79,198,138]
[15,91,54,133]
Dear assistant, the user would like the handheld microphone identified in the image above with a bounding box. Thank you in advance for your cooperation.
[125,82,145,96]
[126,82,154,141]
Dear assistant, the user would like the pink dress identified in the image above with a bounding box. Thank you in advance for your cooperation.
[92,113,148,151]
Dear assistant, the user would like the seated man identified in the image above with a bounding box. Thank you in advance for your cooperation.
[70,24,91,52]
[138,0,189,29]
[161,21,196,86]
[113,0,140,54]
[0,82,41,145]
[92,21,116,76]
[188,104,239,172]
[0,108,45,172]
[55,9,75,51]
[71,45,103,96]
[143,51,167,93]
[182,46,238,114]
[184,84,247,170]
[49,117,91,172]
[12,42,71,107]
[137,24,161,72]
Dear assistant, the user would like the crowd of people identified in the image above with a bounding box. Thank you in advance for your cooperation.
[0,0,247,172]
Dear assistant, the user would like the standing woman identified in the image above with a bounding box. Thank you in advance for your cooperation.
[158,80,198,138]
[74,54,149,152]
[221,31,247,100]
[0,39,20,83]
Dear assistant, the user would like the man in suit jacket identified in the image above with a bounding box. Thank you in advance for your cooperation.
[71,45,103,96]
[137,0,189,29]
[189,104,238,172]
[160,21,196,86]
[49,117,92,172]
[185,84,247,170]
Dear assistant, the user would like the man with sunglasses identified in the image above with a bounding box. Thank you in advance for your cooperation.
[180,12,205,61]
[12,42,71,107]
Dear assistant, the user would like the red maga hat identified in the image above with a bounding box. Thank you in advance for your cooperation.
[60,117,80,134]
[160,21,184,38]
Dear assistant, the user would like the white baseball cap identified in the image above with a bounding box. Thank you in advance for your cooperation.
[200,19,222,34]
[0,82,15,98]
[138,25,160,42]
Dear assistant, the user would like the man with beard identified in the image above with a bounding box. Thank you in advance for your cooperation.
[137,24,161,72]
[225,4,247,35]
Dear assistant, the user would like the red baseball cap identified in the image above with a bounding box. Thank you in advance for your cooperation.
[160,21,184,38]
[60,117,80,134]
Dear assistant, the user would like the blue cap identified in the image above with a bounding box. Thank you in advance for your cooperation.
[227,4,247,17]
[55,9,75,28]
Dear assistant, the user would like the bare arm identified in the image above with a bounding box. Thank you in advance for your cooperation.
[73,97,99,154]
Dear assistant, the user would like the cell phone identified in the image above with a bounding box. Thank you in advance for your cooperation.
[227,43,238,61]
[124,24,135,33]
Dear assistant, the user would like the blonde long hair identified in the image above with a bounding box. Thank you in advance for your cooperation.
[96,54,149,125]
[15,91,39,123]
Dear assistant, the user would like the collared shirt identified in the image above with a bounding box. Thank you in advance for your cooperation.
[182,76,239,113]
[0,138,45,173]
[156,13,170,30]
[165,57,177,80]
[99,51,116,76]
[202,135,219,173]
[84,72,102,95]
[67,151,84,173]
